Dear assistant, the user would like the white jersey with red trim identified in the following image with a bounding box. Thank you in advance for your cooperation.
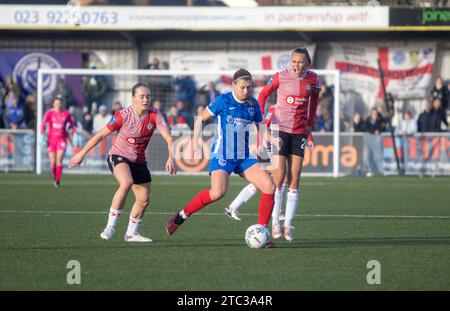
[258,69,320,135]
[106,106,169,163]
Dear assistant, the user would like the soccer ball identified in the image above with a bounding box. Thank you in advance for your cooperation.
[245,224,269,249]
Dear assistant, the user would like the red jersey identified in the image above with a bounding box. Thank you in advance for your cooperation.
[40,109,76,140]
[106,107,169,163]
[258,69,320,135]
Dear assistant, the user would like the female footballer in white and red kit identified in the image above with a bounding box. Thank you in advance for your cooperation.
[68,83,176,242]
[40,95,76,188]
[258,47,319,241]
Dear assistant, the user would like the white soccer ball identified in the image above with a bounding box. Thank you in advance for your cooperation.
[245,224,269,249]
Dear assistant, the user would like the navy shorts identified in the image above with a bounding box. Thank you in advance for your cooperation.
[107,155,152,184]
[276,131,307,158]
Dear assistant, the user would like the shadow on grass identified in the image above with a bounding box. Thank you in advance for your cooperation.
[2,236,450,251]
[277,236,450,249]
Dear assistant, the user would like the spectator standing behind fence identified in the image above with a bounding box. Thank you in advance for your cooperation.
[24,91,37,130]
[174,75,196,112]
[430,76,449,111]
[199,81,220,107]
[93,105,112,133]
[143,57,172,106]
[175,100,192,128]
[351,112,366,132]
[312,104,326,132]
[112,101,122,114]
[52,79,75,109]
[429,98,448,132]
[5,75,20,99]
[4,92,25,129]
[318,82,333,131]
[365,108,384,135]
[417,100,432,132]
[82,71,107,113]
[81,112,93,135]
[166,104,188,129]
[338,111,351,132]
[396,111,417,136]
[152,99,167,120]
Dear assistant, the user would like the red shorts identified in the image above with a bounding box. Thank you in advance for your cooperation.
[47,138,67,153]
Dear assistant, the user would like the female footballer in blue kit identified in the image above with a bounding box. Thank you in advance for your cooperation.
[166,69,275,244]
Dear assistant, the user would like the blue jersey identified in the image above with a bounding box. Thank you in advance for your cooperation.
[207,92,263,161]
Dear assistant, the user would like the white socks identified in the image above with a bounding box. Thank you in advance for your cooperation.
[271,183,287,224]
[229,183,257,211]
[106,207,122,229]
[180,210,188,219]
[126,217,142,237]
[284,189,299,228]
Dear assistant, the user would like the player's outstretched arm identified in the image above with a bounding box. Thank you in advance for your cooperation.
[160,128,177,176]
[68,127,112,168]
[191,108,213,161]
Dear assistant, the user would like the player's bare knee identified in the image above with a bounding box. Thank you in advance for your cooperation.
[139,197,150,207]
[262,182,275,194]
[274,179,284,188]
[119,180,133,192]
[210,189,226,201]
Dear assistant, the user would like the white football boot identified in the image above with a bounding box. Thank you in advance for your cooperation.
[284,226,295,242]
[124,233,153,242]
[224,207,241,221]
[272,223,282,239]
[100,227,115,240]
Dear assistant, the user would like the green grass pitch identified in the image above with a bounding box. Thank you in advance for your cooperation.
[0,173,449,290]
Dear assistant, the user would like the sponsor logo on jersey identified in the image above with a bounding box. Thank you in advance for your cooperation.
[147,123,153,130]
[248,107,254,117]
[127,137,150,144]
[306,84,311,93]
[286,95,306,106]
[226,116,252,127]
[109,116,116,125]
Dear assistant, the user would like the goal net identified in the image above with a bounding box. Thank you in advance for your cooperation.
[36,68,340,177]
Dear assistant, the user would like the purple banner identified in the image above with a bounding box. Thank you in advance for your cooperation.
[0,52,83,107]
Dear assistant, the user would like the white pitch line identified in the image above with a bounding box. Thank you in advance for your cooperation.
[0,210,449,219]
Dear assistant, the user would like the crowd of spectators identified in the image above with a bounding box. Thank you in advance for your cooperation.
[1,58,449,139]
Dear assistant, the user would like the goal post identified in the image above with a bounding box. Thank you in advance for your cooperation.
[36,68,340,177]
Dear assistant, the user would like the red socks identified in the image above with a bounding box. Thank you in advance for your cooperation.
[258,193,275,226]
[184,189,213,216]
[55,165,63,182]
[183,190,274,226]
